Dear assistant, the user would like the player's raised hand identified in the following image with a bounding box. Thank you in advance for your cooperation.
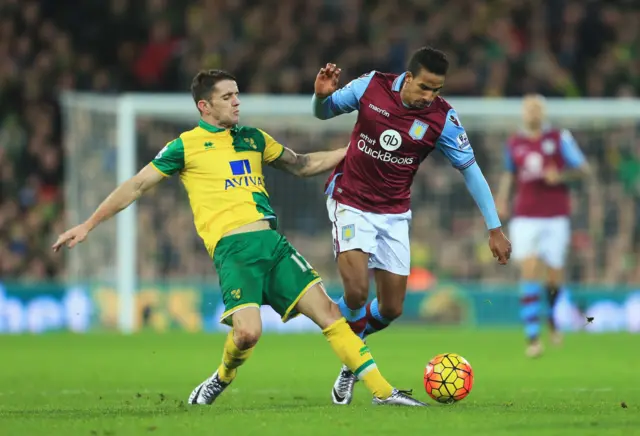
[52,223,91,252]
[315,63,341,99]
[488,228,511,265]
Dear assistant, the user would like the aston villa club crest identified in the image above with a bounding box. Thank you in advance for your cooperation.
[341,224,355,241]
[409,120,428,140]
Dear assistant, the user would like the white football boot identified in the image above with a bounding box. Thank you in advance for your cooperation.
[188,370,231,405]
[331,365,358,405]
[372,389,429,407]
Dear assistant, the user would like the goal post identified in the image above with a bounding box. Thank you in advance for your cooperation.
[61,93,640,333]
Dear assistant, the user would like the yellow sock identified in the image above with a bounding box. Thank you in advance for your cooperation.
[217,329,254,383]
[323,317,394,399]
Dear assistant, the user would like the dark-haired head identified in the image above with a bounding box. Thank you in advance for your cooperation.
[400,47,449,109]
[191,69,240,128]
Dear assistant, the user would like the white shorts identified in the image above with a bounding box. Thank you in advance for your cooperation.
[326,197,411,276]
[508,216,571,269]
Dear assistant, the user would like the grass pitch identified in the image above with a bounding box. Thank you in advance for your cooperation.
[0,327,638,436]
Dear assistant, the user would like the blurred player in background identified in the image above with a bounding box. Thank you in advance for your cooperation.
[53,69,427,407]
[312,47,512,405]
[496,94,590,358]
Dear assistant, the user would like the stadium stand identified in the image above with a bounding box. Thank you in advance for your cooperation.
[1,0,639,283]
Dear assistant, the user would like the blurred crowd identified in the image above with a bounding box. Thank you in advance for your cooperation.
[1,0,640,285]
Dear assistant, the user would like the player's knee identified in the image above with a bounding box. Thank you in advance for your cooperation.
[233,326,261,349]
[338,252,369,308]
[545,267,564,287]
[341,270,369,308]
[343,286,368,309]
[520,257,540,280]
[379,303,403,321]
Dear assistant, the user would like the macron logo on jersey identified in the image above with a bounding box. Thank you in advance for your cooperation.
[368,103,389,118]
[225,159,264,190]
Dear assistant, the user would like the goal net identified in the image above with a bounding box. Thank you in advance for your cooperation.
[61,94,640,332]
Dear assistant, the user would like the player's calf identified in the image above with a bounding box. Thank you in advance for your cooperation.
[362,298,400,338]
[337,250,371,336]
[296,284,424,406]
[189,310,260,405]
[218,326,259,382]
[520,280,543,356]
[362,270,407,338]
[337,296,367,336]
[518,258,543,351]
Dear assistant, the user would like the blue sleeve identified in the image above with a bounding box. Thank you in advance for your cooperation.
[311,71,374,120]
[504,144,515,173]
[461,162,502,230]
[435,109,476,170]
[559,129,586,168]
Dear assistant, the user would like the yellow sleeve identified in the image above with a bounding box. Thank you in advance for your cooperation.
[259,129,285,164]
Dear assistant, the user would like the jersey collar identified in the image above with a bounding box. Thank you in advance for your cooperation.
[392,72,430,108]
[392,73,406,92]
[199,119,226,133]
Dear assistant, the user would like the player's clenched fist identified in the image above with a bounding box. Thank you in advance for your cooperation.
[315,63,341,99]
[52,223,91,252]
[488,228,511,265]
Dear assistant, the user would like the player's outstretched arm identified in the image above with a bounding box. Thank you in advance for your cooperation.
[460,163,512,265]
[436,109,511,264]
[52,164,165,252]
[270,146,347,177]
[312,65,374,120]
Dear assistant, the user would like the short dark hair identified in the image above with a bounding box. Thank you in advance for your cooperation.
[191,69,237,105]
[407,47,449,76]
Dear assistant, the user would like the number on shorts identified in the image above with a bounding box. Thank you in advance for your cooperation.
[291,251,313,272]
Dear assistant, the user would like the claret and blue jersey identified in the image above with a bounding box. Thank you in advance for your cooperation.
[315,71,476,170]
[504,126,586,218]
[312,70,501,230]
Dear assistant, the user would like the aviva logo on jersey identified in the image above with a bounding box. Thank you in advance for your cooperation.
[225,159,264,190]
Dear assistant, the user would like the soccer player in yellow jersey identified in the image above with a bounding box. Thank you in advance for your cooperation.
[53,69,426,407]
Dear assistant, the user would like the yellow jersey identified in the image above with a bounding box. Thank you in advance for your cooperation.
[150,119,285,256]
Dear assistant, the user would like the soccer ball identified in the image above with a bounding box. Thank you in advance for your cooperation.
[424,353,474,404]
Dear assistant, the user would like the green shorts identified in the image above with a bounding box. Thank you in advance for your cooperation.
[213,229,322,325]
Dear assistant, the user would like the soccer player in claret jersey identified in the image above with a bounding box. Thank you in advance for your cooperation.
[495,94,590,358]
[53,69,427,407]
[312,47,512,405]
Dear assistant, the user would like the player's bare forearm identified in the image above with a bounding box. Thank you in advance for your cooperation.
[271,146,347,177]
[85,164,164,230]
[52,165,164,252]
[496,172,513,203]
[560,163,591,182]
